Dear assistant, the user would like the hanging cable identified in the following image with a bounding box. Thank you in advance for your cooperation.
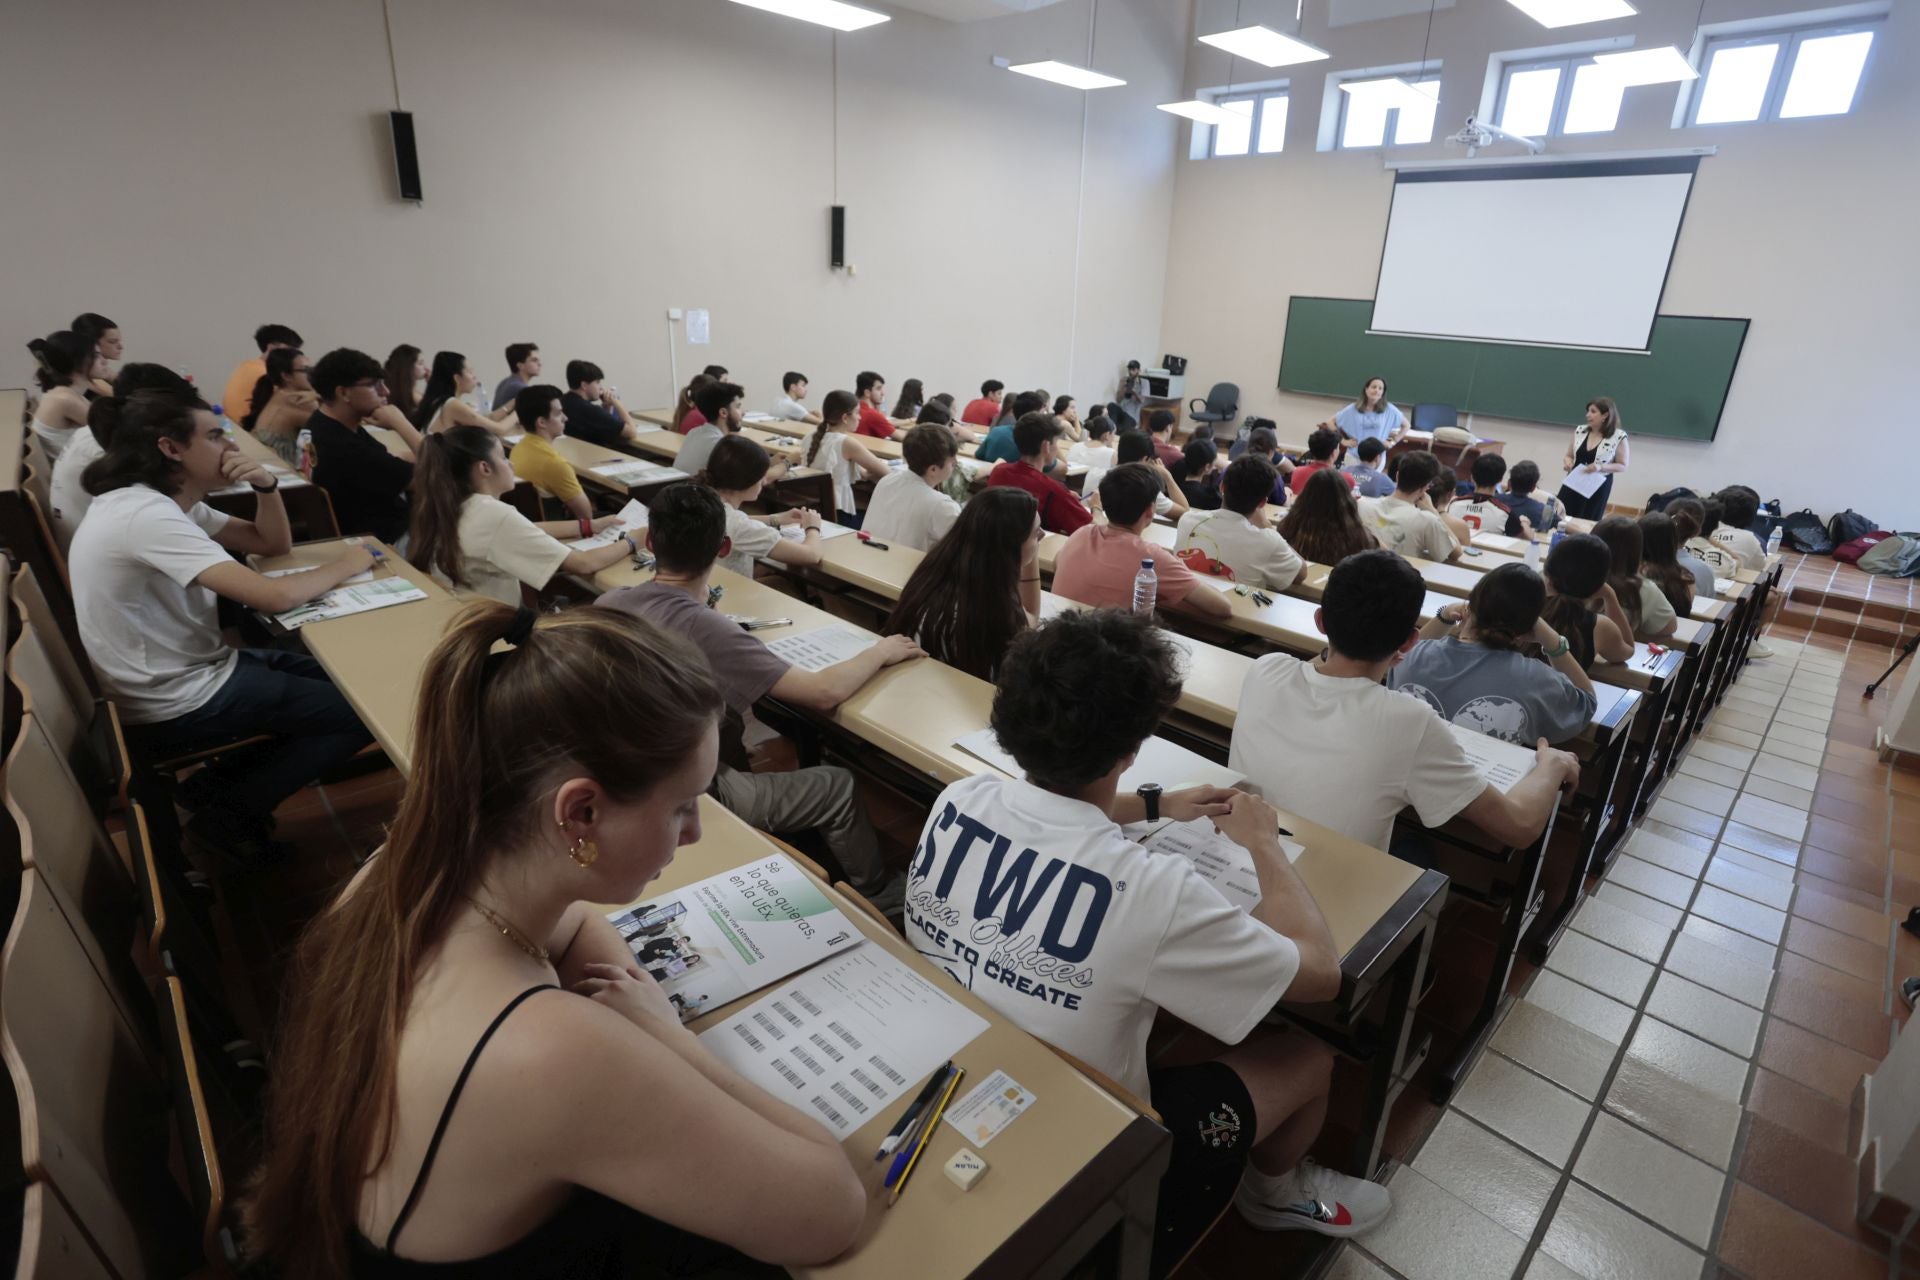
[1066,0,1097,391]
[381,0,403,111]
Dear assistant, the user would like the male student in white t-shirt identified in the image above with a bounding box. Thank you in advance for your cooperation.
[1709,486,1769,571]
[1446,454,1511,537]
[1358,449,1462,565]
[772,371,822,425]
[861,423,961,551]
[1175,457,1304,591]
[1230,550,1580,859]
[908,610,1391,1272]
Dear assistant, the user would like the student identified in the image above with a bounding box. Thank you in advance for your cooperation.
[1146,409,1183,469]
[772,371,822,425]
[70,387,374,862]
[802,389,889,526]
[675,380,744,477]
[415,351,518,436]
[493,341,541,410]
[239,347,316,467]
[1054,464,1230,620]
[1447,454,1510,535]
[1288,429,1355,497]
[671,374,714,435]
[308,347,421,545]
[1540,533,1637,672]
[1175,458,1304,591]
[71,312,123,392]
[561,360,643,448]
[1112,429,1189,519]
[25,329,97,462]
[888,377,925,422]
[700,434,825,577]
[222,323,303,427]
[853,370,894,439]
[507,384,591,521]
[700,363,729,381]
[383,343,428,423]
[1276,469,1379,568]
[1708,486,1768,571]
[962,379,1004,427]
[1393,563,1598,746]
[1500,461,1565,539]
[1359,450,1461,565]
[1318,375,1406,455]
[243,603,866,1279]
[1236,427,1294,504]
[987,413,1092,535]
[1067,413,1117,485]
[863,423,962,551]
[1558,397,1629,521]
[1231,549,1582,854]
[1341,436,1394,499]
[1173,439,1223,512]
[1679,497,1738,576]
[975,390,1045,464]
[908,610,1390,1268]
[883,487,1041,680]
[1638,511,1697,620]
[409,426,632,604]
[52,363,191,548]
[1592,515,1677,642]
[597,483,920,911]
[1052,393,1084,443]
[1665,498,1719,597]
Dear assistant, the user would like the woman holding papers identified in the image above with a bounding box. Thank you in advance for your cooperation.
[67,383,374,865]
[409,425,637,604]
[245,603,867,1278]
[1557,396,1629,520]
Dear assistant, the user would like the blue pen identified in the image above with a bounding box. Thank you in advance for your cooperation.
[883,1064,953,1187]
[873,1061,951,1162]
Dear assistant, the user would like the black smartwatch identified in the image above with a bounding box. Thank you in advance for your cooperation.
[1136,783,1162,823]
[250,477,280,493]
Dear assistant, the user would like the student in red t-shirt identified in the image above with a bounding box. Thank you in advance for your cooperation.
[987,412,1092,535]
[1146,409,1184,469]
[854,370,895,439]
[962,379,1004,427]
[1288,427,1358,497]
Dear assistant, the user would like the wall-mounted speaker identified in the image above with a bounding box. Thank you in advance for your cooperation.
[830,205,845,270]
[390,111,423,202]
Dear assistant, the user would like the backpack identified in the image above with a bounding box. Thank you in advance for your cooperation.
[1643,487,1696,513]
[1828,509,1877,545]
[1750,498,1784,543]
[1834,532,1891,565]
[1779,509,1834,555]
[1857,534,1920,578]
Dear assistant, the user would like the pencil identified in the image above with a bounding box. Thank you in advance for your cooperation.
[887,1066,965,1206]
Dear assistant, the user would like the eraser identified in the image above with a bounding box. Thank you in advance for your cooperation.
[943,1147,988,1191]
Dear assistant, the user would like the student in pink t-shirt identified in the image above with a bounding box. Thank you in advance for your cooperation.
[1053,464,1232,621]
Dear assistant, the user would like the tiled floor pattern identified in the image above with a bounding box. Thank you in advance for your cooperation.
[1324,634,1920,1280]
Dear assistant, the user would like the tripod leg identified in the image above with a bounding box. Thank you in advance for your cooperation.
[1864,633,1918,698]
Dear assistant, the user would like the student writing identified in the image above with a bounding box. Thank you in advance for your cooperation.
[1340,435,1393,499]
[1288,428,1356,497]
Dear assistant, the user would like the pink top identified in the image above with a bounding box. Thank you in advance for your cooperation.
[1052,524,1198,610]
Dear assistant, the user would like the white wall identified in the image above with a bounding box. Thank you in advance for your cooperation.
[0,0,1185,415]
[1160,0,1920,521]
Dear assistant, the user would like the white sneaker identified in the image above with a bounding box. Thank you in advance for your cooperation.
[1233,1158,1391,1237]
[1749,642,1777,659]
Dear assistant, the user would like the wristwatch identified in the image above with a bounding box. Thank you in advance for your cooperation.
[1136,783,1162,823]
[1542,633,1571,660]
[249,477,279,493]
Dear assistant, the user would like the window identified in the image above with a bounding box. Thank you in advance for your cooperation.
[1688,20,1879,125]
[1336,76,1440,149]
[1208,91,1289,158]
[1494,55,1624,137]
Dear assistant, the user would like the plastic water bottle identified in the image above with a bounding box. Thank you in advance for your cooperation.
[1131,559,1157,617]
[1550,527,1566,552]
[1524,537,1541,570]
[1766,526,1784,557]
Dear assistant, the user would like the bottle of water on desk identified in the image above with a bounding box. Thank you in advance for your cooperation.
[1766,526,1784,558]
[1132,559,1157,617]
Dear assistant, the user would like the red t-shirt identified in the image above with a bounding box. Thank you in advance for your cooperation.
[678,409,707,435]
[987,460,1092,535]
[961,397,999,427]
[1288,460,1357,496]
[856,403,895,439]
[1153,438,1184,469]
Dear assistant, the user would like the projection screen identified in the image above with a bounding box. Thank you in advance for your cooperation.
[1369,156,1700,352]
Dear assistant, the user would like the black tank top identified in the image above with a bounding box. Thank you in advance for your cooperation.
[349,986,776,1279]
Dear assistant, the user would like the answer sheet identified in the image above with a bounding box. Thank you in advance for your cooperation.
[565,499,649,549]
[764,625,878,672]
[273,576,428,629]
[1446,723,1535,793]
[778,519,856,542]
[953,728,1243,793]
[593,459,682,485]
[1138,817,1303,912]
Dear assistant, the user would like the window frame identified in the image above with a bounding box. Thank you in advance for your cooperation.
[1333,74,1442,150]
[1493,53,1624,138]
[1686,18,1881,126]
[1202,86,1291,160]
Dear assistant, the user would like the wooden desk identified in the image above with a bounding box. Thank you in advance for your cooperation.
[216,429,339,541]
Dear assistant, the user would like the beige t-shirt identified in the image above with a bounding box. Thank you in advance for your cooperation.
[447,493,570,603]
[1360,494,1460,564]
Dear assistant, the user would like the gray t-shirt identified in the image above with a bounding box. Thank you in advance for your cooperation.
[493,375,528,412]
[1388,635,1595,746]
[1677,548,1716,597]
[675,424,725,476]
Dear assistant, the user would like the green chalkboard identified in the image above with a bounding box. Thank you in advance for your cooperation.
[1277,297,1748,442]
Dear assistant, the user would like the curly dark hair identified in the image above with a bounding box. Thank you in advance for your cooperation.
[990,609,1183,793]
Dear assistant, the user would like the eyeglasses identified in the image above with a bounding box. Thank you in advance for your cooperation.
[351,379,388,391]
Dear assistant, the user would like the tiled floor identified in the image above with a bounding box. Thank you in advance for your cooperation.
[1321,631,1920,1280]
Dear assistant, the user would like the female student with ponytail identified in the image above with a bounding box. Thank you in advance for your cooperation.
[243,603,866,1278]
[72,311,123,392]
[409,426,634,604]
[242,346,316,467]
[25,328,99,461]
[802,389,888,527]
[414,351,518,436]
[883,486,1043,680]
[699,434,825,578]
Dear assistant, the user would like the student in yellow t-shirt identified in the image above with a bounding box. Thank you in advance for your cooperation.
[507,384,590,521]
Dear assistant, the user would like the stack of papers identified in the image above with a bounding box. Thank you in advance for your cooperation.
[273,576,428,629]
[565,499,648,549]
[765,625,878,672]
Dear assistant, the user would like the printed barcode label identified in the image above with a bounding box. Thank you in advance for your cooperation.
[751,1010,786,1040]
[770,1001,804,1028]
[808,1032,845,1062]
[771,1059,807,1090]
[810,1096,848,1127]
[828,1020,863,1050]
[788,988,824,1016]
[829,1080,870,1114]
[867,1056,908,1087]
[849,1067,887,1098]
[731,1024,766,1053]
[789,1045,827,1076]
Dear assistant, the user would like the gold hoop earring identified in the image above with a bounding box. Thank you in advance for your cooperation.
[569,835,600,868]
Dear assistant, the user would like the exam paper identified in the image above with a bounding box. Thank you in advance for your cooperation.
[273,576,428,629]
[594,459,682,486]
[702,946,989,1138]
[263,566,373,585]
[778,519,855,542]
[954,728,1243,793]
[1136,816,1304,912]
[1446,723,1535,794]
[1713,577,1736,596]
[565,499,649,550]
[765,625,878,672]
[1560,466,1609,500]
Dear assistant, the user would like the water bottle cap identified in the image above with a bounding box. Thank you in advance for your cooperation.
[1140,559,1153,568]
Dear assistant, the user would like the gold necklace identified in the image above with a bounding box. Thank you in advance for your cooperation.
[466,896,550,963]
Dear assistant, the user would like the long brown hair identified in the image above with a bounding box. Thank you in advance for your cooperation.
[1587,396,1621,439]
[806,390,859,467]
[1592,515,1646,632]
[1638,511,1695,617]
[243,603,722,1278]
[1278,468,1375,567]
[407,425,499,588]
[672,373,715,428]
[1357,375,1388,414]
[884,487,1036,680]
[1464,562,1547,652]
[384,344,422,419]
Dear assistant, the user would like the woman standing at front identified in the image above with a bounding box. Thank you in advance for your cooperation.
[1558,397,1628,521]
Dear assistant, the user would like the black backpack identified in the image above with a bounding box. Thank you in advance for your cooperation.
[1828,509,1877,545]
[1780,509,1834,555]
[1643,487,1696,513]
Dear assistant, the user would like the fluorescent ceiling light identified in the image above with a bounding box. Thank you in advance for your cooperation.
[1197,25,1330,68]
[1591,46,1700,86]
[724,0,889,33]
[1006,60,1126,90]
[1503,0,1636,28]
[1157,99,1240,125]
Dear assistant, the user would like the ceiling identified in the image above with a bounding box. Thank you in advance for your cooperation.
[881,0,1069,22]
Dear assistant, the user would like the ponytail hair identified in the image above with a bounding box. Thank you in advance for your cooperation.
[699,434,771,493]
[407,425,500,588]
[243,347,304,432]
[1464,562,1547,652]
[1592,515,1646,633]
[809,390,859,467]
[81,386,211,497]
[243,601,722,1280]
[70,312,117,346]
[26,330,95,393]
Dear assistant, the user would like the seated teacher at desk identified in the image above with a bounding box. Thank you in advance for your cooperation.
[243,604,865,1278]
[1317,376,1406,458]
[1557,396,1628,521]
